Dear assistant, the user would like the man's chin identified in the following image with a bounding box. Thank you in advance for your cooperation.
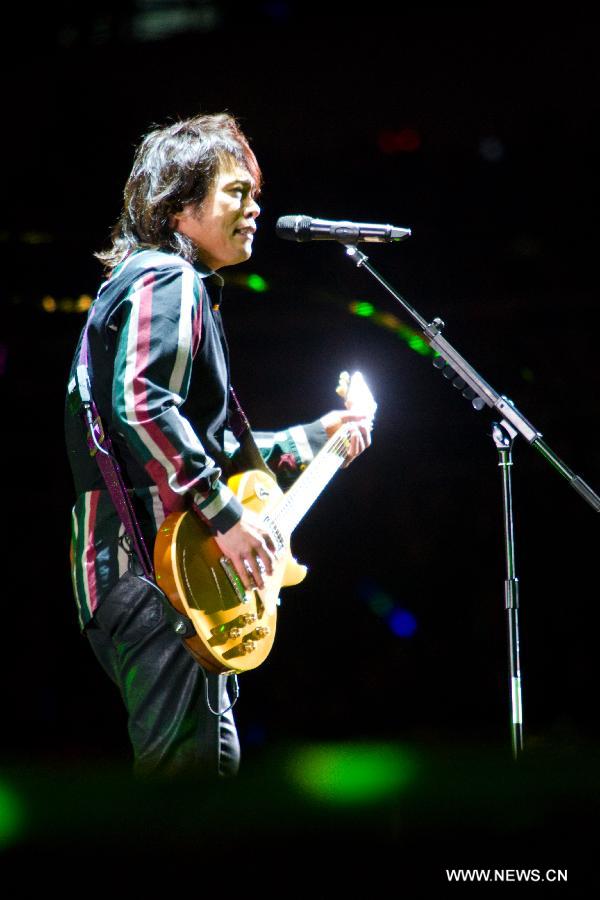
[229,247,253,267]
[240,241,253,260]
[219,251,252,270]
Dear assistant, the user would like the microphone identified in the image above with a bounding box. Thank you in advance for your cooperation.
[276,214,411,244]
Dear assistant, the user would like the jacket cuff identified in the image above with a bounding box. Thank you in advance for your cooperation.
[297,419,329,460]
[191,482,244,534]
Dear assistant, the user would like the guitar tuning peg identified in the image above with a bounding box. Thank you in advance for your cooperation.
[336,371,350,399]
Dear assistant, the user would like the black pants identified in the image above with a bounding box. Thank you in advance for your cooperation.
[85,570,240,779]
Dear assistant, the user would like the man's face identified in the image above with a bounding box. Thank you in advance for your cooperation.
[173,159,260,270]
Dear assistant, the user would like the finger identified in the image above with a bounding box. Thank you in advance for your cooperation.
[344,415,373,442]
[355,423,371,448]
[256,540,275,576]
[351,431,365,459]
[260,528,276,555]
[342,430,355,467]
[339,412,369,423]
[345,430,365,466]
[232,556,254,591]
[246,528,276,573]
[245,553,265,590]
[244,513,277,555]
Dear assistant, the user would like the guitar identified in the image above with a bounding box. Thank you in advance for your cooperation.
[154,371,377,673]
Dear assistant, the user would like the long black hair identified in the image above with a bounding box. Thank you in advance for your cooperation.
[96,113,262,272]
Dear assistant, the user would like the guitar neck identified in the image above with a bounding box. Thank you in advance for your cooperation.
[268,426,351,536]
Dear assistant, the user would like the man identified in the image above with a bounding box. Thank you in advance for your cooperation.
[65,113,371,779]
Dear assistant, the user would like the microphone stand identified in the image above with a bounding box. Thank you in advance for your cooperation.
[343,243,600,760]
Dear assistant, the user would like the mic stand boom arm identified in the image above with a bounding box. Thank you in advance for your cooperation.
[343,243,600,761]
[344,244,600,512]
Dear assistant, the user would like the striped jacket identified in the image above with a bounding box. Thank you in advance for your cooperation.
[65,249,327,629]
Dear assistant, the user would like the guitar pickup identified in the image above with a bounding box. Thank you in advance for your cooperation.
[262,515,285,553]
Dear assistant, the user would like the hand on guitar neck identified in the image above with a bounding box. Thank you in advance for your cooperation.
[320,410,372,467]
[320,370,376,468]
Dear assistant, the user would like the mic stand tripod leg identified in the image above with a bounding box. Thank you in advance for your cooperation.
[492,420,524,760]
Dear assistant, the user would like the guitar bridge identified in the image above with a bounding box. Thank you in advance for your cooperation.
[219,556,251,604]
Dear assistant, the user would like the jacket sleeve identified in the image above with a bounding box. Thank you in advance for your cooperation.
[111,264,243,533]
[224,420,329,490]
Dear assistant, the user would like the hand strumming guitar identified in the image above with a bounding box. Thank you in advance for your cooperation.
[215,508,276,591]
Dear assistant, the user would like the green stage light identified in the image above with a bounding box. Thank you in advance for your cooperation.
[407,335,432,355]
[0,781,26,847]
[288,743,419,805]
[349,301,435,357]
[351,301,375,317]
[246,273,268,292]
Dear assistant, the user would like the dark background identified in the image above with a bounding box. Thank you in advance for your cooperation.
[1,4,599,862]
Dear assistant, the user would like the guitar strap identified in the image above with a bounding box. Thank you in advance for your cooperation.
[71,303,156,582]
[210,275,271,478]
[228,386,273,477]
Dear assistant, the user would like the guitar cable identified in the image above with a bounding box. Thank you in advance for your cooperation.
[197,666,240,718]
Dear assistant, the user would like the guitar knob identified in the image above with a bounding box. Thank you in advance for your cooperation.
[254,626,270,639]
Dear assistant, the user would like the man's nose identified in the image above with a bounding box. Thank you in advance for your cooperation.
[245,196,260,219]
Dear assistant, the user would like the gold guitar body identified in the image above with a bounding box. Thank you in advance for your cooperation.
[154,469,307,674]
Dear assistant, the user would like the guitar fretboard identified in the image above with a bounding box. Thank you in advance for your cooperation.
[267,426,351,537]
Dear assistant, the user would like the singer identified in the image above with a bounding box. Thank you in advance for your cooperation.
[64,113,372,779]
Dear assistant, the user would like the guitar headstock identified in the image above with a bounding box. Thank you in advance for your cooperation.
[336,371,377,426]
